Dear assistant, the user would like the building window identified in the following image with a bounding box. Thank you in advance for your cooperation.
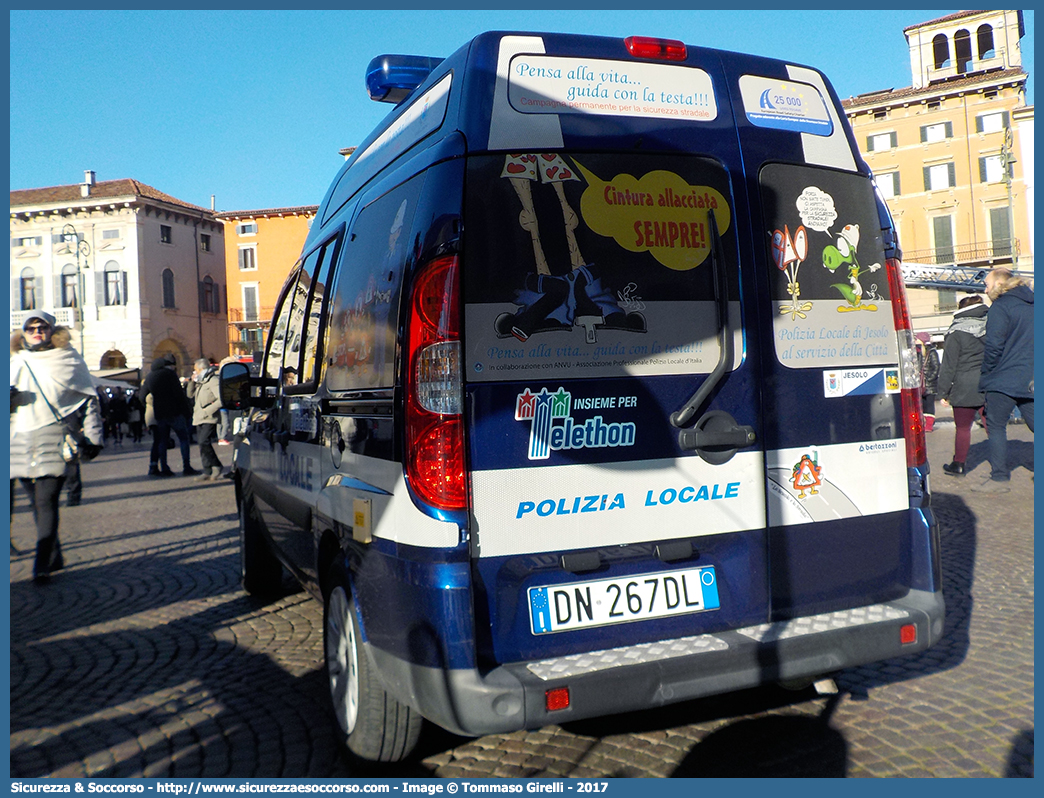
[923,162,956,192]
[979,154,1012,184]
[954,29,972,74]
[932,34,951,69]
[201,275,220,314]
[238,246,258,271]
[52,231,84,245]
[989,207,1012,257]
[977,25,995,60]
[932,216,955,265]
[866,132,897,152]
[60,264,78,308]
[11,236,42,247]
[876,171,901,200]
[102,229,120,240]
[243,286,259,321]
[920,122,953,143]
[873,109,888,121]
[236,222,258,236]
[926,101,941,111]
[160,224,172,244]
[200,233,211,252]
[19,266,38,310]
[976,111,1009,134]
[241,328,263,348]
[102,261,127,306]
[162,268,176,308]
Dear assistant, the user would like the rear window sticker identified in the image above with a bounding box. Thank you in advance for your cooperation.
[739,75,833,136]
[465,152,740,381]
[823,368,902,398]
[508,56,717,121]
[760,164,898,369]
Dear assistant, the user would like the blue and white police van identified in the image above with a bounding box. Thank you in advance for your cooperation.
[220,31,944,762]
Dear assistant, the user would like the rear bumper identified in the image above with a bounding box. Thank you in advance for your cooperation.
[367,588,944,737]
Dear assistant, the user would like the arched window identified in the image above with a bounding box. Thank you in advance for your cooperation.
[61,264,78,308]
[162,268,176,308]
[102,260,126,306]
[201,275,219,314]
[933,34,951,70]
[977,25,995,60]
[19,266,37,310]
[954,29,972,74]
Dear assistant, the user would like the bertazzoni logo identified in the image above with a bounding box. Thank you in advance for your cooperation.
[515,387,636,460]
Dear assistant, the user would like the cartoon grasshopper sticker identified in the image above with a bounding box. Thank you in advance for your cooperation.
[822,224,882,313]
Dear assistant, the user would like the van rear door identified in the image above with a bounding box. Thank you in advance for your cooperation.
[462,150,769,665]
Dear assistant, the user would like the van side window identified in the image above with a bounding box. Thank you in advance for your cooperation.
[325,177,423,392]
[281,248,324,386]
[264,270,301,381]
[301,238,340,386]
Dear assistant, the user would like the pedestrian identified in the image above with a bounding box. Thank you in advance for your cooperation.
[190,358,228,481]
[106,390,128,446]
[10,312,103,582]
[937,295,989,476]
[916,334,940,432]
[138,354,199,477]
[972,268,1034,492]
[127,394,144,442]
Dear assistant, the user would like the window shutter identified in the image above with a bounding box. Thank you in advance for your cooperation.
[923,166,932,191]
[122,272,129,306]
[1002,111,1009,129]
[54,275,63,307]
[894,172,901,196]
[890,132,897,149]
[979,157,988,183]
[866,136,874,152]
[945,121,953,138]
[198,280,205,311]
[975,115,984,133]
[35,276,44,307]
[920,126,928,143]
[13,277,22,309]
[96,271,106,305]
[238,249,245,269]
[947,162,956,187]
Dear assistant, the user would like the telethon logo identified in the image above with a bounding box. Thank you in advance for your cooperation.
[515,387,636,461]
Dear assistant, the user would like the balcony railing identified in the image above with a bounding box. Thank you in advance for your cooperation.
[227,306,275,324]
[11,307,80,330]
[901,239,1020,268]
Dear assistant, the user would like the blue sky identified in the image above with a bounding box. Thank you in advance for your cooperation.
[9,9,1034,212]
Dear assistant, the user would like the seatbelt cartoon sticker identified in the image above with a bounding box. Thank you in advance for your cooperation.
[496,153,646,344]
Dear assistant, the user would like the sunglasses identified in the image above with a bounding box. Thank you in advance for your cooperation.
[25,324,51,333]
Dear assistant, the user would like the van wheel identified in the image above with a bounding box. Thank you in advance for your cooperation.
[239,497,282,597]
[323,581,423,762]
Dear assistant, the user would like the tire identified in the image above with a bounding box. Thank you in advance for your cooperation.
[239,496,282,597]
[324,577,423,762]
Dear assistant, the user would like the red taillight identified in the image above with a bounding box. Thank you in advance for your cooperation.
[886,257,927,467]
[625,36,687,61]
[406,255,468,512]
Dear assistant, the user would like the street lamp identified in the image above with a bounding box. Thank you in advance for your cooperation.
[60,222,91,356]
[1001,126,1018,267]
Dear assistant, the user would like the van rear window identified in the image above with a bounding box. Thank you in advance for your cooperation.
[464,152,740,382]
[759,163,899,369]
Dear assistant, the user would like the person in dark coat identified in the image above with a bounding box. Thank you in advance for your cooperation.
[937,295,988,476]
[971,268,1034,492]
[138,355,199,477]
[916,335,941,432]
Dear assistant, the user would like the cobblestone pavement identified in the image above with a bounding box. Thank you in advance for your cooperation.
[9,413,1033,778]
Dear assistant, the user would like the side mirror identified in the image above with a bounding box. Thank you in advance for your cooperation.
[219,363,251,410]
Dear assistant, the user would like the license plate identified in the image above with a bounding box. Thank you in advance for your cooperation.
[529,566,719,635]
